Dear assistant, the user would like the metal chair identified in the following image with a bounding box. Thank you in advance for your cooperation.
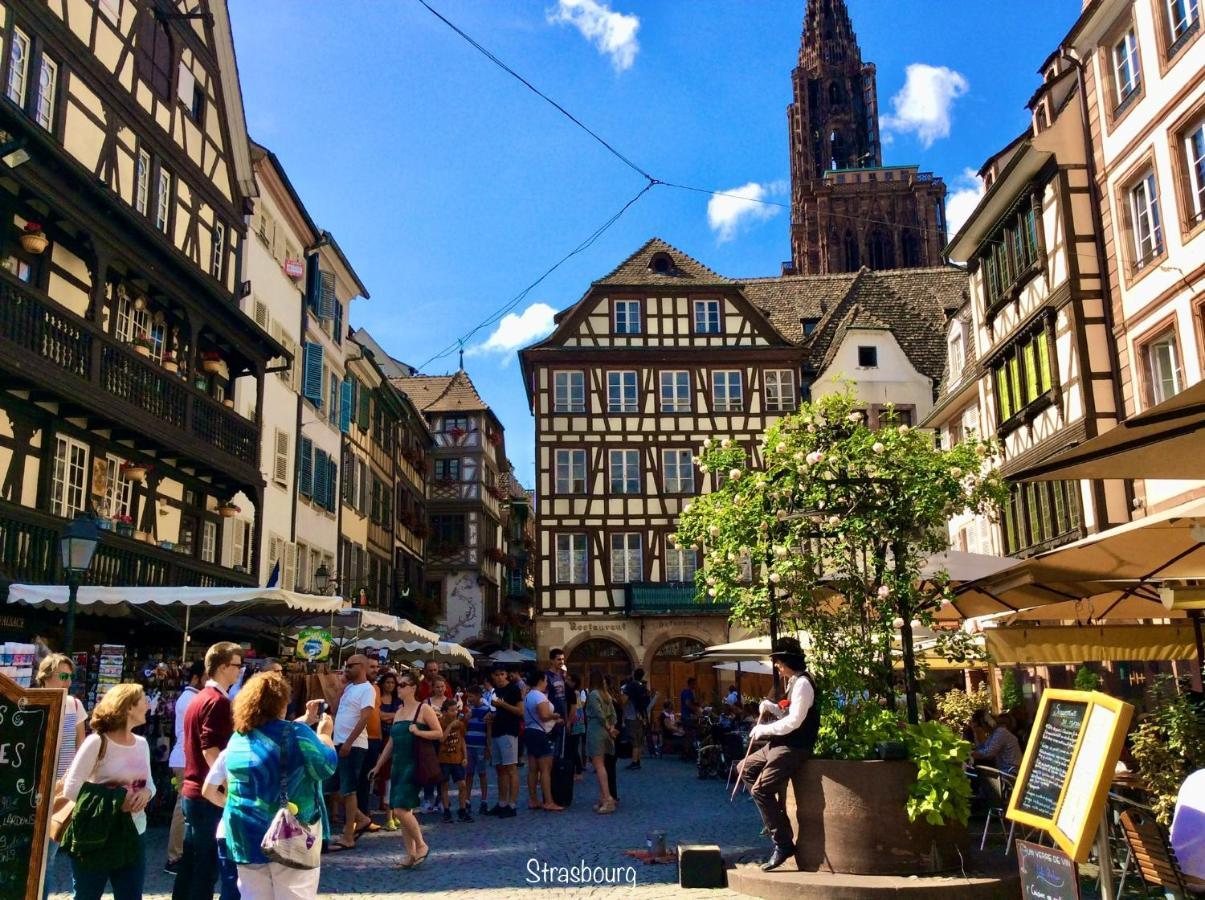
[976,766,1018,853]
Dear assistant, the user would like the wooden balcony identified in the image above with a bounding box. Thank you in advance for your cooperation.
[0,276,259,483]
[623,582,730,616]
[0,499,255,589]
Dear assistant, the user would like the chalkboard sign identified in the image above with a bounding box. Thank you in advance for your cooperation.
[0,671,63,899]
[1016,700,1087,818]
[1017,841,1079,900]
[1007,689,1133,862]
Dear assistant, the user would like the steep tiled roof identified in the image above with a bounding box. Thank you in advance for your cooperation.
[594,237,734,288]
[742,273,858,342]
[389,370,489,413]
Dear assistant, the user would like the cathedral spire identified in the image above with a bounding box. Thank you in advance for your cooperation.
[799,0,860,69]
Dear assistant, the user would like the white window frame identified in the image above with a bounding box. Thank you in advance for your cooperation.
[554,448,587,494]
[1167,0,1200,43]
[613,299,641,335]
[1185,116,1205,222]
[201,520,217,563]
[7,28,30,107]
[764,369,797,412]
[1128,171,1163,266]
[51,435,88,519]
[103,454,133,520]
[135,149,151,214]
[555,533,588,585]
[609,449,640,494]
[610,532,642,584]
[34,55,57,131]
[659,370,691,412]
[607,370,639,413]
[155,166,172,234]
[553,370,585,413]
[694,299,721,334]
[1112,28,1141,104]
[948,331,965,383]
[662,448,695,494]
[712,370,743,412]
[1145,329,1183,404]
[665,544,698,583]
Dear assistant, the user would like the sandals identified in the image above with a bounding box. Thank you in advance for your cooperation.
[397,848,430,870]
[325,841,355,853]
[542,803,566,812]
[355,822,381,837]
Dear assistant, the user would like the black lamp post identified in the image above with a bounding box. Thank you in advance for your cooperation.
[314,563,329,595]
[60,510,100,654]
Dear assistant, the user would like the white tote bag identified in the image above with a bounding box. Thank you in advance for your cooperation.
[260,727,323,870]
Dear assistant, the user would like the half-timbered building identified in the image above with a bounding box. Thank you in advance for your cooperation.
[389,369,508,646]
[0,0,286,595]
[520,237,962,702]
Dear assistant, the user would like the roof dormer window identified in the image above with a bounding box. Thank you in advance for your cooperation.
[649,251,675,274]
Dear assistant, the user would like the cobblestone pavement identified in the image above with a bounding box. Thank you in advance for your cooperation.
[48,754,770,898]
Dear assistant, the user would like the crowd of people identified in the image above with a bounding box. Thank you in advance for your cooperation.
[40,643,700,899]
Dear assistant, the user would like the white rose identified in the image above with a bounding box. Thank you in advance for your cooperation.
[690,543,698,551]
[950,467,963,478]
[848,412,862,423]
[807,424,817,433]
[876,585,890,599]
[815,415,826,426]
[729,468,741,480]
[776,442,787,453]
[806,451,823,465]
[774,545,789,558]
[794,451,805,462]
[827,515,839,525]
[899,425,910,434]
[892,617,905,629]
[769,572,781,584]
[910,619,922,629]
[699,464,709,473]
[872,442,885,454]
[721,438,732,449]
[702,438,712,449]
[707,588,717,597]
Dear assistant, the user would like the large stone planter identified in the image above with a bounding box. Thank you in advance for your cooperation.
[785,759,969,875]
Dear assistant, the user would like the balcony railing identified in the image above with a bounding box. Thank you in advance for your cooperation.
[0,276,258,475]
[623,582,730,616]
[0,499,255,589]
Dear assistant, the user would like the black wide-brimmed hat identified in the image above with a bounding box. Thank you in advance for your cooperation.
[769,637,806,670]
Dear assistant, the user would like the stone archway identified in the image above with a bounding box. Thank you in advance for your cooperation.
[565,636,634,688]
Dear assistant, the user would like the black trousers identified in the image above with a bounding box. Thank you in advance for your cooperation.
[741,744,808,850]
[604,752,618,800]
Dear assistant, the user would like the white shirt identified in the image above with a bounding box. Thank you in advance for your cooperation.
[205,749,229,839]
[756,675,815,739]
[524,688,555,733]
[334,681,375,748]
[1172,768,1205,880]
[56,695,87,779]
[169,685,201,769]
[62,733,157,834]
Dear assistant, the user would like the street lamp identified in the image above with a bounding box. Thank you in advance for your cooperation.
[60,510,100,654]
[314,563,329,595]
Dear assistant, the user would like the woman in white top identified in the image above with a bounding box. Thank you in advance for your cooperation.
[522,670,564,811]
[166,659,205,869]
[61,683,155,900]
[37,653,86,899]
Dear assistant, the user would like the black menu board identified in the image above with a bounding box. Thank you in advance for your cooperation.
[0,672,62,899]
[1017,841,1080,900]
[1016,700,1087,819]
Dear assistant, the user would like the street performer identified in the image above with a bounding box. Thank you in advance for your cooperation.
[741,637,819,872]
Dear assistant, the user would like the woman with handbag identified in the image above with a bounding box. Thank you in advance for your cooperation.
[368,672,443,870]
[205,671,336,899]
[60,684,155,900]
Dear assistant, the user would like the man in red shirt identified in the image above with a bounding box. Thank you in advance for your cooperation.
[172,641,242,900]
[416,659,453,702]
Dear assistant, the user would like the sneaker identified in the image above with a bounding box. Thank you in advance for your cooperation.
[383,817,400,832]
[479,802,490,815]
[499,806,518,818]
[626,762,642,770]
[442,809,453,823]
[484,804,502,816]
[164,860,179,877]
[458,808,473,823]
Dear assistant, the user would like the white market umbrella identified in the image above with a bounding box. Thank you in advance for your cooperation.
[713,660,773,675]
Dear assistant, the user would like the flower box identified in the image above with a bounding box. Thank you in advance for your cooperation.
[201,352,224,374]
[216,501,240,518]
[121,462,150,483]
[20,222,47,254]
[115,522,134,537]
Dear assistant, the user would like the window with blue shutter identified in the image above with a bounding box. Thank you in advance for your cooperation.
[327,457,338,511]
[340,380,353,433]
[298,437,313,496]
[319,271,336,320]
[314,448,329,507]
[302,342,323,406]
[328,372,339,426]
[333,301,343,345]
[304,254,320,315]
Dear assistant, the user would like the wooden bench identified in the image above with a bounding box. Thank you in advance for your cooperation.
[1118,808,1205,899]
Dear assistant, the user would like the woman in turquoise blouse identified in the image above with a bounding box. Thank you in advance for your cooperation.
[210,672,337,896]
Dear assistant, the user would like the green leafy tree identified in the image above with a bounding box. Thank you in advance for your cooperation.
[675,389,1006,726]
[1073,666,1102,693]
[1000,669,1024,712]
[935,685,993,735]
[1131,677,1205,824]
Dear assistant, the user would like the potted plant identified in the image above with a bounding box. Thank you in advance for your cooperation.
[120,460,150,483]
[222,397,235,409]
[130,333,154,357]
[200,350,224,374]
[114,514,134,537]
[158,539,174,550]
[676,389,1006,876]
[19,221,48,254]
[96,516,114,532]
[162,351,178,374]
[215,499,240,518]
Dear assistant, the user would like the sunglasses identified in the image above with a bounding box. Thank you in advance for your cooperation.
[56,672,72,681]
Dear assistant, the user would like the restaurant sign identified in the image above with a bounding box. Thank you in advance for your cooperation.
[1007,689,1133,862]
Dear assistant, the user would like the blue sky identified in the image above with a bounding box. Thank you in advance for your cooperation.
[229,0,1080,487]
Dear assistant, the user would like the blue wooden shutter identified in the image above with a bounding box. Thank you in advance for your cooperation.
[302,342,323,406]
[298,437,313,496]
[327,457,338,511]
[304,253,320,314]
[333,301,343,345]
[314,448,329,507]
[340,380,353,433]
[319,271,336,320]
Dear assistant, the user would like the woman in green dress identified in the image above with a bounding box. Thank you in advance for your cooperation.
[370,672,442,868]
[585,669,618,814]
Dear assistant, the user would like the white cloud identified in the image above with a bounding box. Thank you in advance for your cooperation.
[468,303,557,363]
[881,64,969,148]
[945,168,985,254]
[707,181,784,244]
[548,0,640,72]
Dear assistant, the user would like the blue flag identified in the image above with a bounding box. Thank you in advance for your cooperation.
[265,559,280,588]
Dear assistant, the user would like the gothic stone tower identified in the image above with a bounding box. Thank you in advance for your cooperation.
[787,0,948,275]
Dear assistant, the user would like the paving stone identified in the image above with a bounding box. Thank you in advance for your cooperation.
[47,756,771,898]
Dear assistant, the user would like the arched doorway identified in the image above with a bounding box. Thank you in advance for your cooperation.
[567,637,633,686]
[649,637,715,715]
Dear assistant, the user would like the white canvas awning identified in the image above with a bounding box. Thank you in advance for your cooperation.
[358,639,475,666]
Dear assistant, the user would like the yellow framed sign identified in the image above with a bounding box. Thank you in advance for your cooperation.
[1006,689,1133,862]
